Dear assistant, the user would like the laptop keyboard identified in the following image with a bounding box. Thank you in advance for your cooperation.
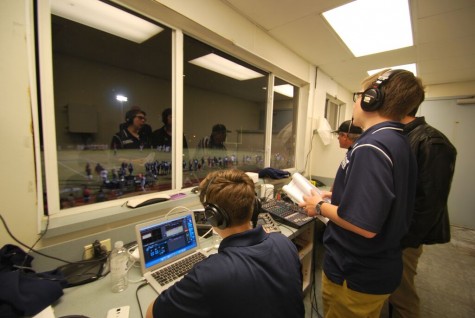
[152,252,206,286]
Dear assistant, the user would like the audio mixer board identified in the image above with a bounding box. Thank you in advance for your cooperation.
[261,199,314,229]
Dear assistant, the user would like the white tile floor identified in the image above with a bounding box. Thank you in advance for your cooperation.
[304,225,475,318]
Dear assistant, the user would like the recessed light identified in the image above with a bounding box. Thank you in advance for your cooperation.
[189,53,264,81]
[51,0,163,43]
[323,0,413,57]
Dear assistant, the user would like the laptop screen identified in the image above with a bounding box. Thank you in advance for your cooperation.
[137,213,199,271]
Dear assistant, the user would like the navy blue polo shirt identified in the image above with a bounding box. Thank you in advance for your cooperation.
[324,121,417,294]
[153,226,304,318]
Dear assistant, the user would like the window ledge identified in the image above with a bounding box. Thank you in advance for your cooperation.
[42,192,201,238]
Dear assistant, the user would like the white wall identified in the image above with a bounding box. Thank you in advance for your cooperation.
[0,0,40,248]
[307,69,353,180]
[426,81,475,99]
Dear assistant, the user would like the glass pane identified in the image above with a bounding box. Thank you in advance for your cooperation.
[47,3,172,211]
[182,35,269,188]
[325,96,341,130]
[271,78,298,169]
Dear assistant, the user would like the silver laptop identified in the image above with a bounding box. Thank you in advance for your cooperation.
[135,211,207,294]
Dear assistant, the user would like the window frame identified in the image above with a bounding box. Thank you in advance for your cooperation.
[325,95,345,131]
[34,0,305,235]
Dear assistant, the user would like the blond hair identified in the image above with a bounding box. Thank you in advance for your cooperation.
[199,169,255,227]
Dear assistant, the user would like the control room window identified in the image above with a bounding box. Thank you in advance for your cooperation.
[325,95,343,131]
[40,0,172,214]
[37,0,299,217]
[271,78,298,169]
[182,35,269,188]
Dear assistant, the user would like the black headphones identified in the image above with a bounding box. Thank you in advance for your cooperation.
[203,177,228,229]
[203,177,261,230]
[125,109,146,124]
[125,110,137,124]
[361,69,397,112]
[250,197,262,228]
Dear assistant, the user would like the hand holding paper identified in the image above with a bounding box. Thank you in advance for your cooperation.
[282,172,323,204]
[282,172,330,224]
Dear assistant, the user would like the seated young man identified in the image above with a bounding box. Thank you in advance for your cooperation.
[146,169,305,318]
[111,108,150,150]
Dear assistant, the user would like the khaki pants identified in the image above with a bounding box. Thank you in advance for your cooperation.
[388,246,423,318]
[322,273,389,318]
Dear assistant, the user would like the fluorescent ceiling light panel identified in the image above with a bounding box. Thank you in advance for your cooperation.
[189,53,264,81]
[368,63,417,76]
[116,95,128,102]
[274,84,294,98]
[51,0,163,43]
[323,0,413,57]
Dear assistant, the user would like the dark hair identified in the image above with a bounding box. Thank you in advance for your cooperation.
[162,108,171,125]
[125,108,146,124]
[212,124,228,133]
[361,69,425,121]
[199,169,255,227]
[407,105,419,117]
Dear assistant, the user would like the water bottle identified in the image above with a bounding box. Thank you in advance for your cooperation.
[110,241,128,293]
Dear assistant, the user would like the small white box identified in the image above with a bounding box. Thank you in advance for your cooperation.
[260,184,274,200]
[245,172,259,183]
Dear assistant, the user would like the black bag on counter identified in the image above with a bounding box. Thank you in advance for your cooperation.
[0,244,65,317]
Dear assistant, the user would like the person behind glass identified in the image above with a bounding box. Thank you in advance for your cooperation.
[111,108,150,149]
[146,169,305,318]
[388,105,457,318]
[197,124,229,150]
[300,69,423,318]
[150,108,188,152]
[332,119,363,149]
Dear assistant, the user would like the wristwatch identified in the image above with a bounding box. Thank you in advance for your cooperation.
[315,200,325,216]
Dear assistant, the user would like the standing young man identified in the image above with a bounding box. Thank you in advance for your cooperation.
[301,69,424,317]
[389,107,457,317]
[151,108,189,151]
[147,169,304,318]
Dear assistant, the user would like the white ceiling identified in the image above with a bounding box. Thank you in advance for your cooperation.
[222,0,475,93]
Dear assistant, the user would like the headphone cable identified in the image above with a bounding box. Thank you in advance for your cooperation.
[304,133,316,177]
[1,214,111,265]
[199,226,214,241]
[0,214,73,264]
[136,281,150,318]
[164,206,192,219]
[310,225,323,318]
[21,212,50,268]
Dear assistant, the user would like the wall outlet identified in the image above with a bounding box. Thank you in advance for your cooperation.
[101,238,112,253]
[83,238,112,260]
